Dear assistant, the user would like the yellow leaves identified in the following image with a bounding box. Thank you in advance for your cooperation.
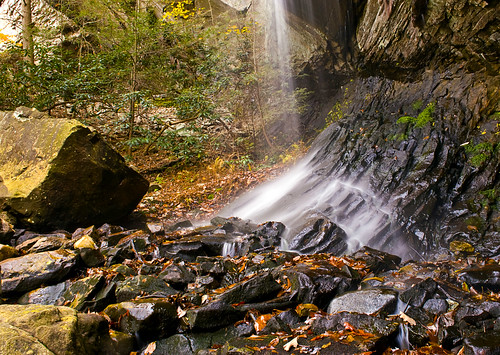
[296,303,319,317]
[163,0,196,22]
[363,276,384,282]
[224,25,251,35]
[0,32,13,43]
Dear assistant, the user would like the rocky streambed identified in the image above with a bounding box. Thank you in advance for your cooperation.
[1,217,499,354]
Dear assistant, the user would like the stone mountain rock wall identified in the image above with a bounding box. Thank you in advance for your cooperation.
[308,0,499,257]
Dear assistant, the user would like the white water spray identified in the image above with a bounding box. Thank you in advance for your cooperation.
[222,148,397,253]
[266,0,293,82]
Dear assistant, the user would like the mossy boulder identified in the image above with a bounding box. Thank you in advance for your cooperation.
[0,107,148,230]
[0,304,115,355]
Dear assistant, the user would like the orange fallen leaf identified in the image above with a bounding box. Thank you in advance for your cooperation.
[269,337,279,347]
[254,314,273,332]
[343,322,356,331]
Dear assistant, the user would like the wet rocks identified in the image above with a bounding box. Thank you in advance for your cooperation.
[279,261,359,309]
[289,218,348,255]
[463,330,500,355]
[0,216,14,244]
[350,246,402,273]
[327,288,399,316]
[459,263,500,292]
[0,249,78,295]
[103,299,178,345]
[115,275,177,302]
[0,244,17,261]
[0,218,498,354]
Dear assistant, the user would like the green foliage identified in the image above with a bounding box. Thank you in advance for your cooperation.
[1,0,311,163]
[225,155,254,170]
[412,100,423,111]
[480,188,498,201]
[397,102,435,128]
[489,111,500,120]
[326,87,351,126]
[388,133,408,141]
[464,142,496,167]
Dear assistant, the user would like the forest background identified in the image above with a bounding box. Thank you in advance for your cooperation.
[0,0,309,223]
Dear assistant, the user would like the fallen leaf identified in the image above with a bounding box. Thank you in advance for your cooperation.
[362,276,384,282]
[143,342,156,355]
[177,307,186,318]
[283,337,299,351]
[296,303,319,317]
[254,314,273,332]
[343,322,356,331]
[269,337,279,347]
[399,312,416,326]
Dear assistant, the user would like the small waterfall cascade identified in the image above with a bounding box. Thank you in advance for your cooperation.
[223,149,400,254]
[222,236,245,257]
[394,299,411,350]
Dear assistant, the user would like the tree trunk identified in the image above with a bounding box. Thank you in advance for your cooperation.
[22,0,35,65]
[127,0,140,157]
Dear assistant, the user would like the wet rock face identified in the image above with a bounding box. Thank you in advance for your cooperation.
[0,249,78,295]
[229,0,498,258]
[0,107,149,231]
[357,0,499,76]
[289,218,348,255]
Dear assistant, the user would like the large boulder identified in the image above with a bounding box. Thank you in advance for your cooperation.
[0,107,148,230]
[0,304,115,355]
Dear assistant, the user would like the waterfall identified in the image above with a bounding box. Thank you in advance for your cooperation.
[266,0,293,84]
[261,0,301,141]
[222,1,409,257]
[222,149,400,254]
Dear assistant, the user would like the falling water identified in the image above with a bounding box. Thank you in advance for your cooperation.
[261,0,302,141]
[266,0,293,83]
[222,148,401,254]
[394,299,411,350]
[222,1,407,255]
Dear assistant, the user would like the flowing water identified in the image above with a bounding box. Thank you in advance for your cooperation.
[223,148,402,254]
[223,1,409,256]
